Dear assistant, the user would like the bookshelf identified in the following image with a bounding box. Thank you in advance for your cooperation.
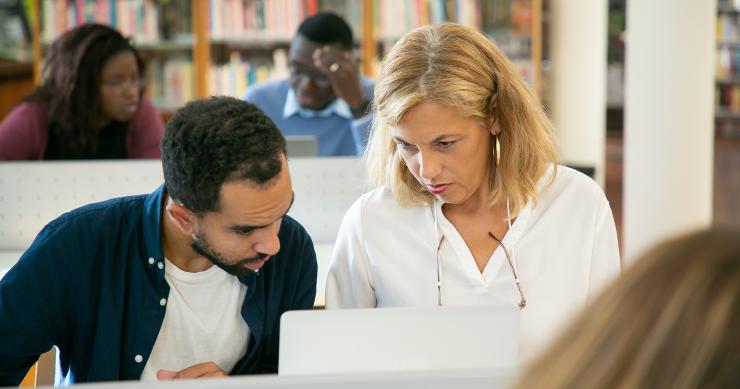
[373,0,542,94]
[716,0,740,138]
[31,0,198,116]
[206,0,542,99]
[29,0,544,117]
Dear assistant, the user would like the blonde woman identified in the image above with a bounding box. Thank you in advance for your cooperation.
[325,23,620,360]
[512,228,740,389]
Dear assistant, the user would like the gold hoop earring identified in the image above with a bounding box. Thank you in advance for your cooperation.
[494,133,501,167]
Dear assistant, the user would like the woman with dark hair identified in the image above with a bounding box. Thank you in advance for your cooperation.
[0,23,164,160]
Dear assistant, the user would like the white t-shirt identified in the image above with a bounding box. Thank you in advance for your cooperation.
[140,259,249,379]
[325,165,621,361]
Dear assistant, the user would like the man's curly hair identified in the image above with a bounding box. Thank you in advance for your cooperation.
[161,96,286,213]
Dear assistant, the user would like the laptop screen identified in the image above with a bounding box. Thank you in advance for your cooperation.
[285,135,318,158]
[279,306,519,376]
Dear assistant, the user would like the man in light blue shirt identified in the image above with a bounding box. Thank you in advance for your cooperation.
[242,12,374,157]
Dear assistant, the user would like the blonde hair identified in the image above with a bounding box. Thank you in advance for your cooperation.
[365,23,557,211]
[512,228,740,389]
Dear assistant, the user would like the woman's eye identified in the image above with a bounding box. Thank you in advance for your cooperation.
[437,141,455,150]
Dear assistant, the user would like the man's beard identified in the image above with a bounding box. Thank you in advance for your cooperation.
[191,233,267,277]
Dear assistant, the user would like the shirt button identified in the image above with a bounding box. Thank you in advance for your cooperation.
[157,262,164,270]
[160,298,167,306]
[148,257,155,265]
[134,355,143,363]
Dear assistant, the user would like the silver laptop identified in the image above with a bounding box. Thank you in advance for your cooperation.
[285,135,319,157]
[279,306,520,376]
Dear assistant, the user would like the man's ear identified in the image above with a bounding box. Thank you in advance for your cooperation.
[166,202,198,236]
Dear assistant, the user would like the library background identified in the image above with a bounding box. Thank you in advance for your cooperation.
[0,0,738,229]
[0,1,737,387]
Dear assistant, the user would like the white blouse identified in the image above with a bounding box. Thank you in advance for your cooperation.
[325,165,621,361]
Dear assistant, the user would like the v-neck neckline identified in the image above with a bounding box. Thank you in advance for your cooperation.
[432,198,533,285]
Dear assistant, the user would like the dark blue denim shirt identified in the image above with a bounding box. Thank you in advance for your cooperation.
[0,184,317,385]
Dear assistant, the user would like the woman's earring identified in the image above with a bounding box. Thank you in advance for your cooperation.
[494,133,501,167]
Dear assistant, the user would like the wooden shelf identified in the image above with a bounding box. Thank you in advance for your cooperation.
[0,61,32,81]
[716,108,740,120]
[718,41,740,49]
[716,76,740,85]
[210,37,292,48]
[717,6,740,14]
[135,39,195,51]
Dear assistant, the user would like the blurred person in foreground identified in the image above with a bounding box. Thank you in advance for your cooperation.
[512,227,740,389]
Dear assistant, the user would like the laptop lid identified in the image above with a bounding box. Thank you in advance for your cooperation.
[285,135,318,158]
[278,306,520,376]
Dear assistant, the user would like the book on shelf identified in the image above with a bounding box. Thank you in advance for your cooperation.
[716,46,740,80]
[316,0,361,40]
[375,0,535,87]
[716,84,740,113]
[716,0,740,119]
[210,0,311,42]
[209,49,288,97]
[39,0,194,113]
[717,12,739,44]
[718,0,740,12]
[0,0,33,62]
[207,0,365,98]
[374,0,532,56]
[209,0,365,45]
[40,0,192,45]
[376,0,481,42]
[146,55,193,111]
[42,0,158,44]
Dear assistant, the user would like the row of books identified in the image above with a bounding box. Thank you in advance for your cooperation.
[718,0,740,11]
[717,13,739,44]
[0,0,33,61]
[376,0,534,41]
[716,84,740,112]
[144,49,290,107]
[209,0,325,42]
[41,0,192,45]
[145,56,193,111]
[376,0,533,62]
[209,0,498,45]
[39,0,535,62]
[208,0,532,53]
[376,0,480,41]
[716,47,740,80]
[208,50,289,97]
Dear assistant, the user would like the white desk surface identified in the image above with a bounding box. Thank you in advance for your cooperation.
[0,244,333,307]
[37,368,513,389]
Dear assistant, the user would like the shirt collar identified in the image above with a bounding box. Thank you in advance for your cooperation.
[282,87,354,120]
[142,184,166,279]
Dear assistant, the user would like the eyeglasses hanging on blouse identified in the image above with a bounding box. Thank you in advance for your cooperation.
[433,197,526,309]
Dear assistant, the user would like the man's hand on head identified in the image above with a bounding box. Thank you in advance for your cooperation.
[313,46,367,113]
[156,361,227,379]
